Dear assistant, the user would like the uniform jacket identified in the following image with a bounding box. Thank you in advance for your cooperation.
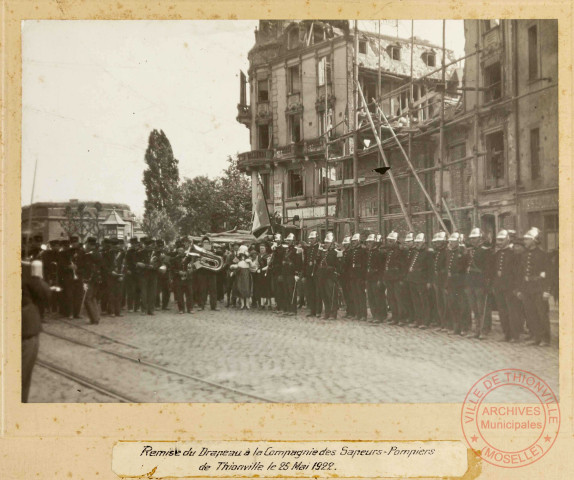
[316,247,338,280]
[348,245,367,279]
[382,246,405,282]
[406,248,431,284]
[303,243,320,277]
[445,246,467,289]
[125,246,139,275]
[22,276,50,339]
[492,246,516,292]
[282,245,302,276]
[430,247,447,286]
[365,247,382,281]
[517,247,548,293]
[269,245,284,276]
[465,244,493,287]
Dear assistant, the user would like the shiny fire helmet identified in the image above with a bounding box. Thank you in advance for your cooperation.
[386,231,398,241]
[342,236,351,245]
[308,231,318,240]
[414,233,425,243]
[468,227,483,239]
[324,232,334,243]
[366,234,376,242]
[351,233,361,241]
[523,227,541,242]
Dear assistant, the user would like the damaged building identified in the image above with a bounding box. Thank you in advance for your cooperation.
[236,20,558,248]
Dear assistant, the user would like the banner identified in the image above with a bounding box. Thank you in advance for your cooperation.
[251,175,272,238]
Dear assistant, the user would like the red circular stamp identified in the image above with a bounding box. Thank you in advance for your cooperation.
[461,369,560,468]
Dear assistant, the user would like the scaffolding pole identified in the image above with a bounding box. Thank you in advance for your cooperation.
[377,19,382,234]
[439,20,445,229]
[353,20,360,231]
[357,82,413,231]
[473,22,480,226]
[373,102,449,233]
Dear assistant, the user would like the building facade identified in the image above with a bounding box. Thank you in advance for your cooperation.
[21,199,140,242]
[237,20,558,248]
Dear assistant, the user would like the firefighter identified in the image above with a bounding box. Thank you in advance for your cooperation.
[383,231,404,325]
[348,233,367,320]
[406,233,432,329]
[281,233,302,316]
[365,234,383,323]
[339,236,355,318]
[430,231,448,330]
[303,230,321,317]
[316,232,339,319]
[445,232,468,335]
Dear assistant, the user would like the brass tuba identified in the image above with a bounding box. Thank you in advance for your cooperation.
[187,244,224,272]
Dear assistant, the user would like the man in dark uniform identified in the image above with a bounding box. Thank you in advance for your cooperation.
[303,230,321,318]
[445,232,468,335]
[195,236,219,311]
[99,238,114,315]
[365,234,383,323]
[57,238,73,318]
[281,233,302,316]
[339,236,354,318]
[269,233,285,313]
[375,234,389,322]
[515,227,551,346]
[399,232,416,326]
[68,235,84,319]
[155,239,171,310]
[124,237,140,312]
[407,233,432,329]
[464,227,493,339]
[382,231,404,325]
[172,240,194,314]
[225,242,240,307]
[316,232,339,319]
[77,237,102,324]
[135,237,155,315]
[430,231,448,330]
[44,239,61,316]
[348,233,367,321]
[108,238,125,317]
[492,229,521,342]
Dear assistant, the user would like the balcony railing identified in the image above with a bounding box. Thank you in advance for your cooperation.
[275,142,304,160]
[237,149,274,170]
[304,137,325,156]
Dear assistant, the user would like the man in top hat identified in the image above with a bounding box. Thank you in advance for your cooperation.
[430,231,448,330]
[382,231,404,325]
[281,233,302,316]
[124,237,141,312]
[155,239,171,311]
[464,227,493,339]
[365,233,383,323]
[406,233,432,329]
[316,232,339,319]
[444,232,468,335]
[348,233,367,320]
[515,227,551,346]
[268,233,285,312]
[303,230,321,318]
[492,230,521,342]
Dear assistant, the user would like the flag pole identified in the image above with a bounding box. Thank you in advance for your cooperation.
[25,155,39,258]
[256,172,274,235]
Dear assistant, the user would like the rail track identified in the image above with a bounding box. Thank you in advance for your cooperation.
[36,359,138,403]
[40,328,277,403]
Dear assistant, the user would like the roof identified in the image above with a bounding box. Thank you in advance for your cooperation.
[101,209,127,226]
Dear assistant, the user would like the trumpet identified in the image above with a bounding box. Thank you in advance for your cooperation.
[186,244,224,272]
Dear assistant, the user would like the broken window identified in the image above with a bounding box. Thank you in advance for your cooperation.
[313,26,324,44]
[318,56,332,86]
[485,131,505,189]
[422,51,436,67]
[390,46,401,61]
[288,115,302,143]
[530,127,540,180]
[257,79,269,102]
[258,124,271,149]
[318,166,335,195]
[359,40,367,54]
[318,108,333,137]
[528,25,539,80]
[288,65,301,94]
[288,169,304,198]
[484,62,502,103]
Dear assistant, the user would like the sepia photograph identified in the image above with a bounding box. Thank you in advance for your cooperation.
[21,19,559,404]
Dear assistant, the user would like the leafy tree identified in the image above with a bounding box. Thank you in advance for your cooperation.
[179,176,220,235]
[142,129,182,225]
[217,156,252,231]
[141,209,178,243]
[59,202,103,241]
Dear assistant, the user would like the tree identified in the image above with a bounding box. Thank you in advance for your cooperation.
[217,156,252,231]
[142,129,182,226]
[59,202,103,242]
[141,209,178,243]
[179,176,220,235]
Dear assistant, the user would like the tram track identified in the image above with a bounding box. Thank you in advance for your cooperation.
[36,359,138,403]
[40,329,277,403]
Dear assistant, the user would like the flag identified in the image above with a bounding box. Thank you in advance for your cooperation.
[251,175,272,238]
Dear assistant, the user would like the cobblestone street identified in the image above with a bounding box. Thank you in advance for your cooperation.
[29,302,559,403]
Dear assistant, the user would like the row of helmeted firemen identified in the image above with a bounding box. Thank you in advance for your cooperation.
[266,225,556,346]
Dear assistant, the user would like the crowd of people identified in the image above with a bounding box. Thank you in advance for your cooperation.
[20,225,558,401]
[22,225,558,341]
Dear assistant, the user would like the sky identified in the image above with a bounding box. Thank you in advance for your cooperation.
[22,20,465,217]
